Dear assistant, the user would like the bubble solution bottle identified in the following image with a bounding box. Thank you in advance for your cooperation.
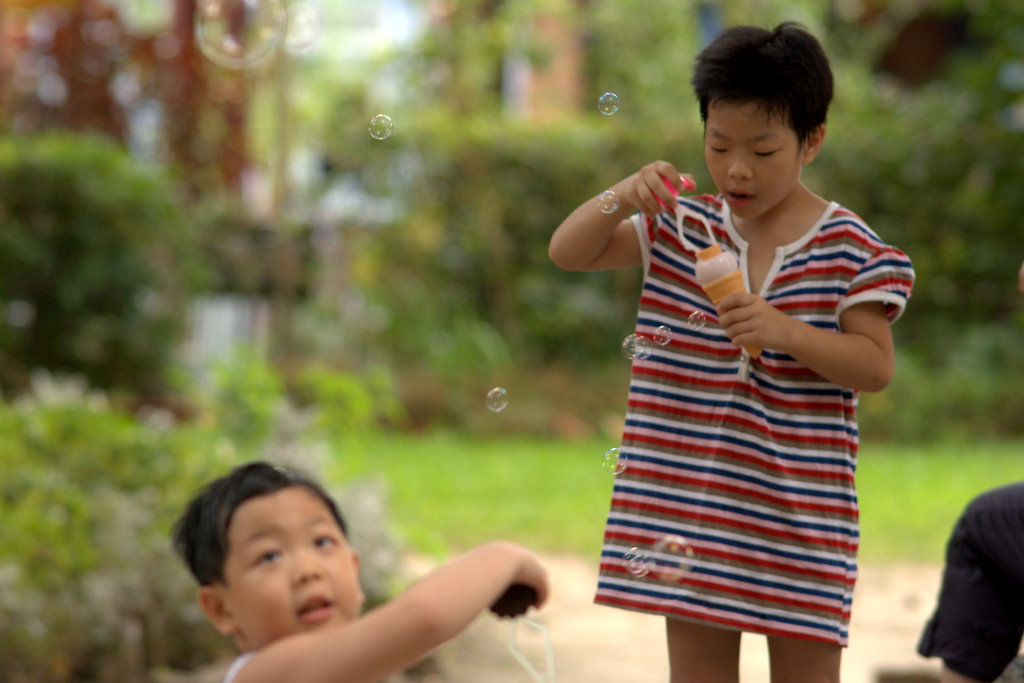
[693,244,761,358]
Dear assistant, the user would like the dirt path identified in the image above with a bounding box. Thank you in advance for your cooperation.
[426,556,944,683]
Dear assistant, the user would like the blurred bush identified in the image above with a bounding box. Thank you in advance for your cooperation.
[0,358,400,682]
[0,132,208,397]
[0,372,234,681]
[859,319,1024,442]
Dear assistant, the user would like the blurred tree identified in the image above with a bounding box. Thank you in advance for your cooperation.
[0,0,251,196]
[814,0,1024,357]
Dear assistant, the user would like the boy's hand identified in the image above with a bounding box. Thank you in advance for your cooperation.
[512,550,549,609]
[716,292,791,352]
[1018,258,1024,294]
[490,584,537,618]
[617,161,696,218]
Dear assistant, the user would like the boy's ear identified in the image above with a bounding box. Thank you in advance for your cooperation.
[351,548,366,608]
[198,585,238,636]
[801,124,826,164]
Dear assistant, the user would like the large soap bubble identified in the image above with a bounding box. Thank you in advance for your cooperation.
[486,386,509,413]
[195,0,286,69]
[651,534,696,582]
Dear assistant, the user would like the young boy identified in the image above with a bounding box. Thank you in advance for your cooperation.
[172,462,549,683]
[550,22,914,683]
[916,483,1024,682]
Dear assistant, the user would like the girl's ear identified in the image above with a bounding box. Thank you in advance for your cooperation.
[801,124,826,164]
[198,585,238,636]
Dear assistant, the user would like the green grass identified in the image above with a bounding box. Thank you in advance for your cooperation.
[329,431,615,559]
[329,432,1024,564]
[856,439,1024,562]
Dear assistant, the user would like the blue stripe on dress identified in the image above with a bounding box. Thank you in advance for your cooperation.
[624,417,856,467]
[601,522,855,571]
[622,452,859,502]
[628,385,856,437]
[611,485,858,536]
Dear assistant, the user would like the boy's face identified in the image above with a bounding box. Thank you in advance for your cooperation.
[198,486,364,652]
[703,99,823,223]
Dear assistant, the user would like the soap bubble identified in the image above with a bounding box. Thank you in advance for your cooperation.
[651,534,696,581]
[621,333,653,361]
[687,310,708,331]
[623,547,650,577]
[283,2,320,54]
[597,189,619,214]
[486,387,509,412]
[652,325,672,346]
[194,0,285,70]
[597,91,620,116]
[369,114,393,140]
[601,447,627,475]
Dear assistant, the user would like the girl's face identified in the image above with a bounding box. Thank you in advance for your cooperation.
[703,100,823,224]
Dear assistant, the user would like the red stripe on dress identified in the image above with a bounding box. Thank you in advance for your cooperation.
[620,431,855,483]
[603,531,852,583]
[627,398,852,449]
[630,367,857,416]
[619,462,857,516]
[608,498,857,551]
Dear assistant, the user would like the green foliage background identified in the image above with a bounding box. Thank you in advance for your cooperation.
[301,0,1024,439]
[4,1,1023,438]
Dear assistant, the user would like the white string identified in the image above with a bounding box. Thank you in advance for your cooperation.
[508,617,556,682]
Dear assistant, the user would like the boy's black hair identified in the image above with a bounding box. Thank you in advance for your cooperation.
[172,462,348,586]
[691,22,833,145]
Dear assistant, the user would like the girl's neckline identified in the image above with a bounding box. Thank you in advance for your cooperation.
[722,199,839,254]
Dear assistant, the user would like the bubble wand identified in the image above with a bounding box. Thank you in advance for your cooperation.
[657,174,714,255]
[491,584,556,682]
[666,175,760,357]
[509,618,556,682]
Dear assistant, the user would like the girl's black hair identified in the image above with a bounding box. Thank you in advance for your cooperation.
[691,22,834,145]
[172,462,348,585]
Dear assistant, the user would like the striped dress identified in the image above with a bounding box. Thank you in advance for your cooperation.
[593,194,915,645]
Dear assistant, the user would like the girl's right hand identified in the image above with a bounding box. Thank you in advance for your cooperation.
[617,160,696,218]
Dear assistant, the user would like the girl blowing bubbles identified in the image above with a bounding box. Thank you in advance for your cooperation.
[550,22,914,683]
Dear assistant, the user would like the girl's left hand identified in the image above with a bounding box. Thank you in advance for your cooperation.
[716,292,791,352]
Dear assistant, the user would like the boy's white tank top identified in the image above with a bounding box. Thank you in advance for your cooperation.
[222,652,256,683]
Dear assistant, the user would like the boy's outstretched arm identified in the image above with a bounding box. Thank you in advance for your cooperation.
[235,541,548,683]
[549,160,692,271]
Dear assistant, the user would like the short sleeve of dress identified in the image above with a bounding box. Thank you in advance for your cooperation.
[631,212,657,274]
[838,244,915,323]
